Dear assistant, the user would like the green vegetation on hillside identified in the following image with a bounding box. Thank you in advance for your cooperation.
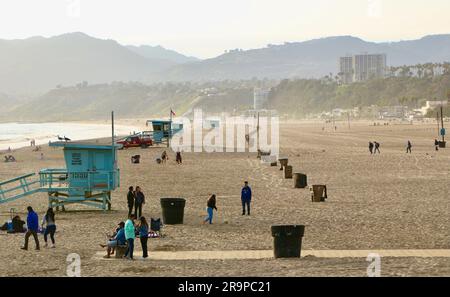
[269,75,450,116]
[2,75,450,122]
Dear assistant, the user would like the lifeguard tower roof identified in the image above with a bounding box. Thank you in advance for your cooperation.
[49,141,121,150]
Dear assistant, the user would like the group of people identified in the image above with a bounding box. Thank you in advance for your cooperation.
[160,150,182,164]
[368,139,445,154]
[202,181,253,225]
[19,206,57,251]
[101,215,149,260]
[127,186,145,218]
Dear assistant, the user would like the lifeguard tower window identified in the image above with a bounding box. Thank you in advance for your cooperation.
[71,153,82,166]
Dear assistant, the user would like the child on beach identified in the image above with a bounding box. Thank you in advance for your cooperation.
[203,195,217,224]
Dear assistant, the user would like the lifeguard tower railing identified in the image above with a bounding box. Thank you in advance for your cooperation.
[39,168,120,192]
[0,169,120,209]
[0,173,41,204]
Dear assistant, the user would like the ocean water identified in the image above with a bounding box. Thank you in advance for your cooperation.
[0,122,140,150]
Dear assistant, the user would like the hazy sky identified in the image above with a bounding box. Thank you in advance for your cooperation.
[0,0,449,58]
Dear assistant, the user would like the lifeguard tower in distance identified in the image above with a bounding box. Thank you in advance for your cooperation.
[146,119,183,145]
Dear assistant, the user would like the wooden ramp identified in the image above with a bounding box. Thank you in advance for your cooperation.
[93,249,450,261]
[0,173,42,204]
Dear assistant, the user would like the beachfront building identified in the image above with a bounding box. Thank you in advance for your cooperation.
[417,100,449,115]
[339,53,387,83]
[339,56,353,84]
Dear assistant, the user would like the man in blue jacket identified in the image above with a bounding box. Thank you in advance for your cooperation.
[241,181,252,216]
[21,206,40,250]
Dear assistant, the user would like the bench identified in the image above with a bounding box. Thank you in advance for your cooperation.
[115,244,128,259]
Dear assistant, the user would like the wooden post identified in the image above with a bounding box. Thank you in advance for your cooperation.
[437,111,440,138]
[441,105,445,143]
[257,112,260,151]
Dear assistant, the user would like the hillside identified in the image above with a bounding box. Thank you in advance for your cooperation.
[161,35,450,82]
[0,33,178,94]
[2,33,450,95]
[3,75,450,122]
[127,45,199,64]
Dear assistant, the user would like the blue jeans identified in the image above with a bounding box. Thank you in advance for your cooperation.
[204,207,214,224]
[44,225,56,244]
[124,238,134,259]
[242,200,251,215]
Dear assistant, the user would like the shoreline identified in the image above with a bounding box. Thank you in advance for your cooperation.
[0,120,146,151]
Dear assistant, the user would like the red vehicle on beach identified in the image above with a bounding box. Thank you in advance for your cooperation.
[117,132,153,149]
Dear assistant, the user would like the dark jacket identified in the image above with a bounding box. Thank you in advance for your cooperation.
[27,211,39,232]
[207,197,217,210]
[241,186,252,201]
[135,191,145,205]
[127,191,135,207]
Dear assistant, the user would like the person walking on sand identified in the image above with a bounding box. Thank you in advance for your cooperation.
[241,181,252,216]
[176,151,182,164]
[406,141,412,154]
[161,151,168,164]
[203,194,217,224]
[124,215,136,260]
[374,142,381,154]
[137,217,149,259]
[42,208,56,248]
[369,142,374,154]
[127,186,135,218]
[21,206,40,251]
[134,186,145,218]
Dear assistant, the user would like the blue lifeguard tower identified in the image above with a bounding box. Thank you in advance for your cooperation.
[0,142,120,211]
[41,142,120,210]
[146,119,183,144]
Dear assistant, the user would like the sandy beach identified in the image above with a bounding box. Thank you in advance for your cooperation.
[0,120,449,276]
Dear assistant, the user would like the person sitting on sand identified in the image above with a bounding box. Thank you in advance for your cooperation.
[100,222,126,259]
[1,216,26,233]
[435,139,439,151]
[4,155,16,162]
[203,195,217,225]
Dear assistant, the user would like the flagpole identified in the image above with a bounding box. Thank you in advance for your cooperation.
[168,108,173,148]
